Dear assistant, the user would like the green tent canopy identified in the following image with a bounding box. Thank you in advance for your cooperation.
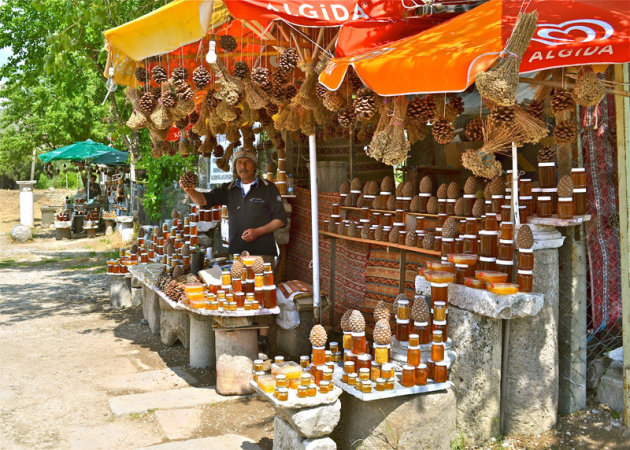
[39,140,129,165]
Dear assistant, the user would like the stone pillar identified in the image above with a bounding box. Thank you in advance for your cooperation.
[502,225,564,436]
[449,307,502,444]
[159,298,190,348]
[558,227,587,414]
[17,181,35,227]
[188,313,216,369]
[142,287,161,335]
[109,274,132,307]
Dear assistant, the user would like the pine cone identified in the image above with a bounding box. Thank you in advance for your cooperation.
[447,95,465,115]
[192,66,211,89]
[432,119,454,144]
[348,310,366,333]
[454,198,465,216]
[489,105,515,126]
[374,301,390,323]
[437,183,448,199]
[381,176,395,193]
[426,196,438,214]
[337,108,356,129]
[172,67,188,82]
[447,181,460,199]
[285,84,298,101]
[252,67,270,85]
[527,100,545,121]
[442,217,458,238]
[405,231,417,247]
[309,324,327,347]
[422,231,435,250]
[537,145,556,163]
[151,86,162,99]
[419,176,432,194]
[219,35,238,52]
[233,61,249,79]
[205,89,219,108]
[189,110,199,125]
[472,198,485,217]
[516,224,534,249]
[353,88,376,120]
[174,80,193,101]
[557,175,574,198]
[272,70,288,87]
[464,176,478,195]
[139,91,156,113]
[465,117,484,142]
[316,83,328,98]
[554,121,577,144]
[152,65,167,83]
[266,103,279,116]
[278,48,298,72]
[550,89,575,114]
[135,67,148,83]
[388,226,400,244]
[407,95,435,122]
[340,310,352,332]
[373,320,392,345]
[271,84,287,102]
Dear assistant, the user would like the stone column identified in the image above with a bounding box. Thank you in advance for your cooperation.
[502,225,564,436]
[188,313,216,369]
[558,227,587,414]
[141,286,161,335]
[109,273,132,307]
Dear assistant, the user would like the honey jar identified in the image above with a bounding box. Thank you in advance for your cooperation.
[385,378,395,390]
[491,195,504,214]
[371,363,381,381]
[408,333,420,347]
[500,204,512,222]
[308,383,317,397]
[433,301,447,322]
[475,270,508,283]
[252,300,260,310]
[277,387,288,401]
[438,199,447,214]
[496,259,514,281]
[464,277,486,289]
[413,321,431,344]
[376,378,386,391]
[263,286,277,308]
[373,344,389,365]
[431,341,445,362]
[347,373,358,386]
[343,331,352,350]
[221,268,231,286]
[312,345,326,366]
[538,162,556,189]
[479,230,499,258]
[536,195,552,217]
[344,361,356,374]
[441,238,455,257]
[402,364,415,387]
[487,282,519,295]
[517,248,534,270]
[477,256,496,272]
[463,234,479,254]
[517,270,533,292]
[463,195,475,216]
[434,235,442,252]
[407,345,421,366]
[484,213,499,231]
[573,188,587,215]
[415,364,428,386]
[381,363,394,380]
[320,380,331,394]
[427,358,435,380]
[254,359,264,372]
[558,197,574,219]
[329,341,339,354]
[297,385,308,398]
[325,350,333,363]
[323,368,333,382]
[454,263,469,285]
[396,319,410,342]
[275,374,287,389]
[352,332,367,354]
[434,361,449,383]
[419,193,430,212]
[433,321,448,341]
[397,299,410,320]
[425,261,455,274]
[498,240,514,261]
[357,354,371,372]
[360,380,372,393]
[359,367,370,381]
[275,356,285,364]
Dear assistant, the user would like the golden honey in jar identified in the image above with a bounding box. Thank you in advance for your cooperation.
[487,282,519,295]
[254,359,264,372]
[408,333,420,347]
[347,373,358,386]
[300,373,312,387]
[275,374,287,389]
[321,380,332,394]
[415,364,428,386]
[446,199,456,215]
[407,345,421,367]
[254,370,265,382]
[441,238,455,257]
[308,383,317,397]
[454,263,468,285]
[500,204,512,223]
[498,240,514,261]
[371,363,381,381]
[252,300,260,310]
[402,364,415,387]
[413,321,431,344]
[344,360,356,374]
[373,344,389,365]
[464,276,486,289]
[263,286,276,308]
[385,378,395,390]
[343,332,352,350]
[425,261,455,274]
[558,197,574,219]
[396,299,410,320]
[297,385,308,398]
[357,354,371,372]
[537,196,552,217]
[438,198,447,214]
[427,358,435,380]
[431,341,445,362]
[463,235,478,255]
[254,273,264,288]
[517,249,534,270]
[477,256,496,272]
[517,270,533,292]
[475,270,508,283]
[323,368,334,382]
[381,363,394,380]
[312,345,326,366]
[479,230,499,258]
[573,188,587,215]
[433,301,447,322]
[376,377,386,391]
[484,213,499,231]
[360,380,372,393]
[433,320,448,341]
[519,178,533,196]
[434,361,449,383]
[496,259,514,281]
[221,268,231,285]
[359,367,370,381]
[299,355,310,369]
[277,387,288,401]
[325,350,333,363]
[538,162,556,189]
[396,319,410,342]
[500,221,514,241]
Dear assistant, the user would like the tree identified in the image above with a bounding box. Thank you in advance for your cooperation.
[0,0,160,179]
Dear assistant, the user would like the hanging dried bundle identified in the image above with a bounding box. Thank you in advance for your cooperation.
[462,149,503,179]
[126,110,147,130]
[299,108,317,136]
[465,117,484,141]
[295,66,320,110]
[475,11,539,105]
[513,105,549,144]
[323,90,344,112]
[243,76,270,110]
[367,102,393,161]
[573,67,606,107]
[209,60,243,106]
[313,104,330,125]
[216,100,237,122]
[432,119,455,144]
[489,104,516,126]
[150,102,171,129]
[553,121,577,144]
[480,118,523,155]
[284,103,300,132]
[381,96,410,166]
[408,120,429,144]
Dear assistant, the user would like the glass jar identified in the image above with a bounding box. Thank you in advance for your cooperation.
[441,238,455,257]
[438,199,447,214]
[397,300,410,320]
[381,363,394,380]
[385,378,395,390]
[558,197,574,219]
[434,236,442,252]
[407,345,421,366]
[360,380,372,393]
[373,344,389,365]
[371,363,381,381]
[426,261,455,273]
[520,196,534,218]
[312,345,326,366]
[517,270,533,292]
[479,230,498,257]
[427,359,435,380]
[433,321,448,341]
[343,331,352,351]
[464,277,486,289]
[320,380,331,394]
[433,301,447,322]
[359,367,370,381]
[376,378,386,391]
[454,263,468,285]
[418,193,430,212]
[477,256,496,272]
[275,374,287,389]
[536,196,552,217]
[323,368,333,382]
[277,387,288,401]
[518,249,534,270]
[344,360,356,374]
[413,322,431,344]
[538,162,556,189]
[408,333,420,347]
[573,188,587,216]
[463,234,478,255]
[519,178,533,196]
[325,350,333,363]
[484,213,499,231]
[498,240,514,261]
[357,354,371,372]
[434,361,449,383]
[308,383,317,397]
[500,222,514,241]
[396,319,410,342]
[496,259,514,280]
[431,341,445,362]
[252,300,260,310]
[487,282,519,295]
[297,385,308,398]
[263,286,277,308]
[465,218,479,235]
[347,373,358,386]
[475,270,508,283]
[542,187,558,213]
[415,364,428,386]
[352,332,367,354]
[402,364,415,387]
[430,282,449,305]
[432,329,444,343]
[491,195,504,214]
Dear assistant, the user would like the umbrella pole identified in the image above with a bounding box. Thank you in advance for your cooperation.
[309,133,321,322]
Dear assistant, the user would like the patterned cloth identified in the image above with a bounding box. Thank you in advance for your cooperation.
[581,94,622,333]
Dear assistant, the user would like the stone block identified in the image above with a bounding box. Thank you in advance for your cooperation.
[339,389,456,450]
[188,314,215,369]
[131,277,142,288]
[216,355,254,396]
[131,287,142,307]
[215,328,259,360]
[502,247,559,436]
[11,224,32,242]
[110,275,132,308]
[449,306,501,445]
[160,307,190,348]
[597,360,624,412]
[275,400,341,439]
[303,438,336,450]
[142,287,160,335]
[274,416,305,450]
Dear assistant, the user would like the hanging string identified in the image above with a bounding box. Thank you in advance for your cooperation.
[283,22,333,59]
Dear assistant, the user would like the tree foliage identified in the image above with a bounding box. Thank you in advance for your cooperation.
[0,0,160,180]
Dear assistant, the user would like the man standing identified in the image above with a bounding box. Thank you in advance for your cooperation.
[88,174,101,200]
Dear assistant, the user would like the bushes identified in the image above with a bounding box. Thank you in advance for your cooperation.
[35,173,51,189]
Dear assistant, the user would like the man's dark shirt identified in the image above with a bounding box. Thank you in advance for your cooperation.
[203,177,287,256]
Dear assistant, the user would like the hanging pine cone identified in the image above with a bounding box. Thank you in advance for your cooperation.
[447,95,465,115]
[162,91,177,108]
[188,110,199,125]
[465,117,484,141]
[135,67,148,83]
[252,67,270,85]
[337,108,356,129]
[489,105,515,126]
[554,121,577,144]
[174,80,193,100]
[537,145,556,163]
[278,48,298,72]
[179,171,198,188]
[151,86,162,99]
[527,100,545,121]
[233,61,249,79]
[550,88,575,114]
[139,91,156,113]
[408,96,436,122]
[432,119,454,144]
[271,84,286,102]
[192,66,211,89]
[316,83,328,98]
[285,84,298,102]
[266,103,279,116]
[353,88,377,120]
[205,89,219,108]
[151,65,167,84]
[172,67,188,82]
[219,35,237,52]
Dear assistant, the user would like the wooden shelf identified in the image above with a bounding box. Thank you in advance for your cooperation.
[320,231,441,256]
[339,206,473,221]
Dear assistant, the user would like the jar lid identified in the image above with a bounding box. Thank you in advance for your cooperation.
[381,191,392,195]
[255,370,265,375]
[463,194,476,198]
[518,270,533,275]
[442,237,454,242]
[496,259,514,266]
[403,364,414,370]
[538,196,552,201]
[317,364,327,370]
[572,167,586,172]
[573,188,587,193]
[419,193,431,197]
[438,198,447,202]
[396,318,410,324]
[447,199,456,203]
[408,345,420,350]
[275,374,286,379]
[541,188,558,193]
[492,195,504,199]
[418,363,427,369]
[376,377,386,383]
[538,162,555,167]
[436,361,448,366]
[409,333,419,339]
[398,299,409,305]
[558,197,573,201]
[278,387,288,393]
[352,331,366,337]
[519,248,534,253]
[479,230,499,235]
[532,187,542,192]
[358,354,371,361]
[325,350,333,355]
[499,239,514,244]
[320,380,330,386]
[414,321,429,326]
[329,341,338,347]
[359,367,369,373]
[519,196,533,200]
[298,385,307,390]
[433,320,447,325]
[348,373,358,378]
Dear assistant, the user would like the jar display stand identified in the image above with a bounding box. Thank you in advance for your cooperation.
[141,285,161,336]
[187,312,216,369]
[158,297,190,348]
[40,205,58,228]
[107,273,132,308]
[115,215,135,244]
[251,381,342,450]
[103,218,116,235]
[84,225,97,238]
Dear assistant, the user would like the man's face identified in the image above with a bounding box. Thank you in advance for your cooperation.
[236,157,256,183]
[90,177,96,182]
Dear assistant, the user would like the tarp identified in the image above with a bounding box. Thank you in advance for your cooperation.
[39,140,128,165]
[319,0,630,95]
